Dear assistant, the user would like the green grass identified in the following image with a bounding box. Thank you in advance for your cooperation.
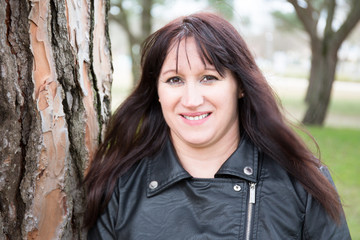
[299,126,360,239]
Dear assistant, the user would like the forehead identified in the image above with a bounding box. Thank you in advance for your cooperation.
[161,37,212,72]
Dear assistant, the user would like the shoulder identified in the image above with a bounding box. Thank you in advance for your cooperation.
[259,153,308,201]
[116,156,150,191]
[87,156,152,237]
[260,154,335,199]
[257,154,350,238]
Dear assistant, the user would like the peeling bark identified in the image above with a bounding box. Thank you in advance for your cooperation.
[0,0,112,239]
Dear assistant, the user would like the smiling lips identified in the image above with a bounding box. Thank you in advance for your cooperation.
[181,113,211,121]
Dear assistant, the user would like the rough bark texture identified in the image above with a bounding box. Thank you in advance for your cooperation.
[288,0,360,125]
[0,0,112,239]
[0,1,31,239]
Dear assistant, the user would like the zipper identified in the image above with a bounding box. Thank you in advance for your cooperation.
[245,182,256,240]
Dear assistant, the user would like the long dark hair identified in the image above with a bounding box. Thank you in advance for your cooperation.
[84,12,342,228]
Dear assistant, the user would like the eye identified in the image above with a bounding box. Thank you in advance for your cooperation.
[201,75,218,83]
[166,77,184,85]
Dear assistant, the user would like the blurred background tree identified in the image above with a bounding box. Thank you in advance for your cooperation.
[274,0,360,125]
[110,0,156,85]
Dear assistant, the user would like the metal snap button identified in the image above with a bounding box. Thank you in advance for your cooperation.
[233,184,241,192]
[243,166,253,175]
[149,181,158,189]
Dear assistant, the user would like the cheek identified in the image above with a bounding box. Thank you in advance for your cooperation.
[157,85,165,104]
[158,98,176,129]
[158,85,181,107]
[157,87,166,106]
[211,87,238,106]
[157,83,169,102]
[157,87,174,116]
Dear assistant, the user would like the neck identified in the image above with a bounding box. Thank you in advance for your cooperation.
[171,131,240,178]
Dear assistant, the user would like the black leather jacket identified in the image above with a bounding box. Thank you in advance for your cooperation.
[88,136,351,239]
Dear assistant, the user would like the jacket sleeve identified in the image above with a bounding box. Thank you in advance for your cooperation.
[302,166,351,240]
[87,182,120,240]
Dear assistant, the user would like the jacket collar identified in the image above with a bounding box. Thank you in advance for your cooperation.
[147,135,259,197]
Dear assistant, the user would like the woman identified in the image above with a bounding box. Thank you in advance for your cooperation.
[85,12,350,239]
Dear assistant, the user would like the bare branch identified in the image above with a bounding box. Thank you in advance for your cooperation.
[305,0,321,21]
[324,0,336,38]
[287,0,320,41]
[333,0,360,49]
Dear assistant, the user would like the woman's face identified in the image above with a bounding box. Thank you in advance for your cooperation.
[157,37,240,149]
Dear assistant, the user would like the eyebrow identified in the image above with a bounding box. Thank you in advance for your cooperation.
[160,67,218,76]
[160,69,177,75]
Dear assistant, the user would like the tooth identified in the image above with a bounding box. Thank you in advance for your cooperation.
[183,113,209,120]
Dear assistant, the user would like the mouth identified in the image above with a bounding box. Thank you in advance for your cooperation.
[181,113,211,121]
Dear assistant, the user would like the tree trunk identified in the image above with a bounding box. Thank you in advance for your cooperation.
[129,0,153,86]
[302,42,338,125]
[110,0,154,87]
[129,39,141,87]
[0,0,112,239]
[305,39,322,104]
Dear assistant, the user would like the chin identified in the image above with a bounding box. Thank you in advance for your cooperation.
[183,136,212,147]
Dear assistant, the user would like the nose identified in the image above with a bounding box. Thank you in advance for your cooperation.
[181,82,204,108]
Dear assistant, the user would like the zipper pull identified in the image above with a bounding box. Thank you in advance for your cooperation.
[249,182,256,204]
